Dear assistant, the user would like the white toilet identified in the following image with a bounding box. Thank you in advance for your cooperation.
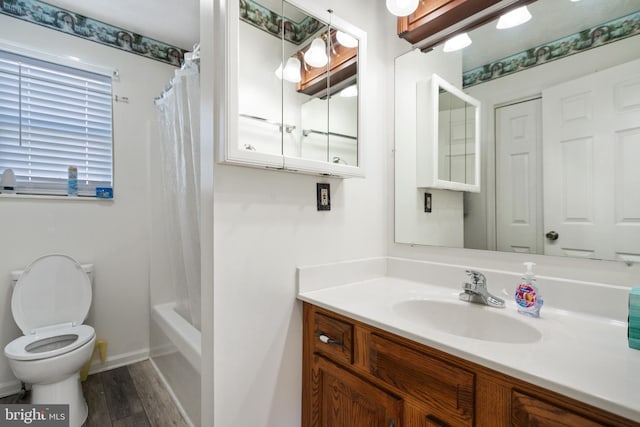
[4,254,96,427]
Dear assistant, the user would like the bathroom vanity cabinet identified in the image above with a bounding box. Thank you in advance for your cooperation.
[302,303,639,427]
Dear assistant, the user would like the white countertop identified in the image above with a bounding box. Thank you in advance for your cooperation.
[297,257,640,422]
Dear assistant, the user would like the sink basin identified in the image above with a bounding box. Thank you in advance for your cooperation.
[393,300,542,344]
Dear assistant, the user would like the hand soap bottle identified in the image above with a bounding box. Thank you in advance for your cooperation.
[515,262,543,318]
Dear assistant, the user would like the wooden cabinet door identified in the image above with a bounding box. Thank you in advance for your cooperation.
[310,355,402,427]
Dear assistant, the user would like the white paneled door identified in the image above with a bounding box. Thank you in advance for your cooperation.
[496,98,543,255]
[542,58,640,262]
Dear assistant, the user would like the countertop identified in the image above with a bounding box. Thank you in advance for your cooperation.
[297,259,640,422]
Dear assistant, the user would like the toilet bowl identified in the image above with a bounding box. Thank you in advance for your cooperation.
[4,254,96,427]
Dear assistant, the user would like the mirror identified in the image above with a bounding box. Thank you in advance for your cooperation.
[230,0,363,176]
[394,0,640,263]
[416,74,480,192]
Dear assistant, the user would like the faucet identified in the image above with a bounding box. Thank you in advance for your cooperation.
[459,270,505,308]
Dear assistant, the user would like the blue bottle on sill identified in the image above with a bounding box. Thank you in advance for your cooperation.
[68,166,78,197]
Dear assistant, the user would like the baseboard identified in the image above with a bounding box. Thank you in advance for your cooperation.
[87,348,150,375]
[148,358,196,427]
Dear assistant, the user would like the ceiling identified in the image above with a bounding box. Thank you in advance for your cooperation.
[464,0,640,70]
[42,0,200,50]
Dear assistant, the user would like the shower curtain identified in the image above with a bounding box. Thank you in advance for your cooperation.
[155,56,201,330]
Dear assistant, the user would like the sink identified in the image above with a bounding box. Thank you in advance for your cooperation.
[393,300,542,344]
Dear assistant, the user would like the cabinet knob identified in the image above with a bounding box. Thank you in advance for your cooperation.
[318,333,343,346]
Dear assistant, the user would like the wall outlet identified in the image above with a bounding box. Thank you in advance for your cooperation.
[424,192,432,213]
[317,183,330,211]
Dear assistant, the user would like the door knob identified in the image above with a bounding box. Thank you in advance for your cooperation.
[545,231,559,241]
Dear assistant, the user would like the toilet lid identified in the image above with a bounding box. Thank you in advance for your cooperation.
[11,254,92,335]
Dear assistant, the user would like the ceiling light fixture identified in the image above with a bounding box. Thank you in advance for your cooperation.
[336,30,358,48]
[496,6,532,29]
[304,38,328,68]
[443,33,472,52]
[386,0,419,17]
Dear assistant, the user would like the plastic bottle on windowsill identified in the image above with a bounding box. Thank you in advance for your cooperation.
[67,166,78,197]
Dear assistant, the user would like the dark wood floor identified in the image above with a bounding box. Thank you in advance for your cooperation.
[1,361,188,427]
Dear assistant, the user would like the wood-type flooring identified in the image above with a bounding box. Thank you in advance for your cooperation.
[0,360,188,427]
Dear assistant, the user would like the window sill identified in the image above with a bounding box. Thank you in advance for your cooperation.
[0,193,114,202]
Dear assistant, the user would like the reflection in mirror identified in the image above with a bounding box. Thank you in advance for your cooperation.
[395,0,640,263]
[416,74,480,193]
[238,0,287,156]
[437,85,478,186]
[236,0,359,167]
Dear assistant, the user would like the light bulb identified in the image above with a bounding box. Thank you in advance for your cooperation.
[386,0,419,17]
[282,57,301,83]
[443,33,472,52]
[496,6,532,29]
[304,38,328,68]
[336,31,358,48]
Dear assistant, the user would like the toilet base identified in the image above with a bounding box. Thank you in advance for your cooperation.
[31,373,88,427]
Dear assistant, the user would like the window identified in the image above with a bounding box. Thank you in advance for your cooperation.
[0,49,113,196]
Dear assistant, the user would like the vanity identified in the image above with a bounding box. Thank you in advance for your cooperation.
[297,258,640,426]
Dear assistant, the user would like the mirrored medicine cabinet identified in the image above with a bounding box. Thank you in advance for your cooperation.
[219,0,366,177]
[417,73,480,192]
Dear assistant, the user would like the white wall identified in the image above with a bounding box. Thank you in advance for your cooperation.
[208,0,395,425]
[0,14,175,395]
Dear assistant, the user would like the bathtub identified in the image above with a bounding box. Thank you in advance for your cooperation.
[150,303,201,427]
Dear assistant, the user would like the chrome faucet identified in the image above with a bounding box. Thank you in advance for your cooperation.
[459,270,505,308]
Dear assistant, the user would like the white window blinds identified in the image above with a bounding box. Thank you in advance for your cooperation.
[0,49,113,196]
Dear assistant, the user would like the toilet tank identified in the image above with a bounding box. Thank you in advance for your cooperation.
[10,263,94,289]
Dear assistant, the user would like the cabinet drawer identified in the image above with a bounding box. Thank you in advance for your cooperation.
[312,311,353,365]
[369,334,474,426]
[511,390,604,427]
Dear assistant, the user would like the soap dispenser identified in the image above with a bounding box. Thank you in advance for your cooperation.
[515,262,543,318]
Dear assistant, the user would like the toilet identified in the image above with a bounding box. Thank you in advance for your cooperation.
[4,254,96,427]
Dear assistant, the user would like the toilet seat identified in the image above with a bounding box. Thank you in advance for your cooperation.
[4,324,95,361]
[11,254,92,335]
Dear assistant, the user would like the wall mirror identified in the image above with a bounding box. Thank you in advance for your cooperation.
[416,73,480,192]
[394,0,640,263]
[221,0,365,177]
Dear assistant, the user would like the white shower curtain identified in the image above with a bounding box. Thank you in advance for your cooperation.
[155,56,201,330]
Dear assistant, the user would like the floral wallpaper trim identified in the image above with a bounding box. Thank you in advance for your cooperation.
[462,10,640,88]
[240,0,322,45]
[0,0,188,66]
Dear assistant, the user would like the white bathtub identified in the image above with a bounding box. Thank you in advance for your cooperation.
[150,302,201,426]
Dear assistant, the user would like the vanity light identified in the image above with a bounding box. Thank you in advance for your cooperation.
[336,30,358,48]
[442,33,472,52]
[339,84,358,98]
[496,6,532,29]
[386,0,419,17]
[303,38,328,68]
[282,57,302,83]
